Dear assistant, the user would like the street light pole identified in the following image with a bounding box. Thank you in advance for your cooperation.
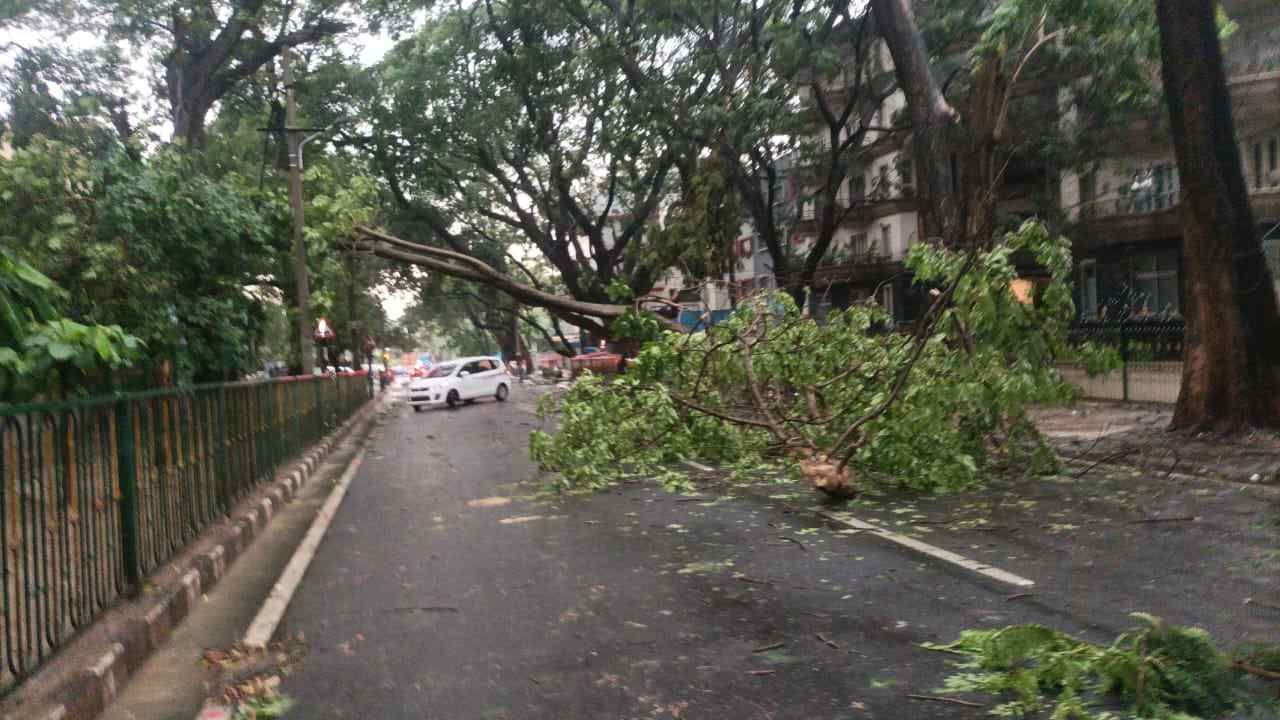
[283,47,314,376]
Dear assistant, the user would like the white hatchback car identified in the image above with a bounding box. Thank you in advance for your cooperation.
[408,356,511,411]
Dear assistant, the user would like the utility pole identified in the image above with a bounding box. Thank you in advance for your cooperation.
[283,47,315,376]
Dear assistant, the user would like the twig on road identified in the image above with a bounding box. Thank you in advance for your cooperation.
[816,633,839,649]
[1245,597,1280,612]
[779,536,808,551]
[905,694,984,708]
[1072,449,1130,479]
[747,669,776,676]
[737,576,775,586]
[1233,660,1280,681]
[1128,516,1196,524]
[1067,424,1110,464]
[752,642,786,653]
[1006,593,1034,602]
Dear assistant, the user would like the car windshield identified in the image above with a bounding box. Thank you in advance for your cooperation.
[425,363,457,378]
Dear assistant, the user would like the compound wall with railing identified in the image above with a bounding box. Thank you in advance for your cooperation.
[1059,319,1183,403]
[0,373,371,695]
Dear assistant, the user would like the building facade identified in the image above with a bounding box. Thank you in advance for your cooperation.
[1060,0,1280,320]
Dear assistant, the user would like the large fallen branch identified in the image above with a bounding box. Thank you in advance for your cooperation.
[351,225,684,336]
[530,220,1115,497]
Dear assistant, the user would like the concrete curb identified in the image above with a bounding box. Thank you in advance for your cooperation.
[1,397,389,720]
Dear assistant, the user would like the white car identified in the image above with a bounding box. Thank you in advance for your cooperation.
[408,356,511,411]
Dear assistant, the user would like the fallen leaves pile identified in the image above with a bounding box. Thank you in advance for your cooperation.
[201,637,308,719]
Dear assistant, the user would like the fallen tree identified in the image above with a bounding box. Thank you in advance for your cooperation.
[351,225,684,338]
[531,220,1114,497]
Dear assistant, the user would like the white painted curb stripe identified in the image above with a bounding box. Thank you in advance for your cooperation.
[815,509,1035,588]
[243,447,367,648]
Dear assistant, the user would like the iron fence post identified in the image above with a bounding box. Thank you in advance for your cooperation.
[113,398,142,595]
[215,385,230,514]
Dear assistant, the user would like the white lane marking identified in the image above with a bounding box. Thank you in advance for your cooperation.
[243,447,367,648]
[815,509,1035,588]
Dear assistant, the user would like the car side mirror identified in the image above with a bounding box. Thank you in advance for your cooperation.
[459,371,470,378]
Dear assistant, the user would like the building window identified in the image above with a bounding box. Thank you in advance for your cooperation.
[1270,139,1279,186]
[898,159,913,195]
[880,223,891,254]
[878,284,896,319]
[851,175,865,203]
[1078,259,1099,319]
[1254,142,1264,189]
[876,165,890,198]
[1132,252,1179,317]
[1152,164,1178,209]
[851,232,869,256]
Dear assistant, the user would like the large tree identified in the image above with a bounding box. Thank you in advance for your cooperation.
[359,0,706,338]
[56,0,373,147]
[870,0,1159,248]
[1155,0,1280,431]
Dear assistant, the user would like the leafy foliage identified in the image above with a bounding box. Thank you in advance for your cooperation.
[643,155,743,285]
[0,137,277,384]
[0,248,141,400]
[923,614,1267,719]
[532,221,1115,494]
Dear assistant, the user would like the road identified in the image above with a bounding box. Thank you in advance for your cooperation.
[276,386,1111,720]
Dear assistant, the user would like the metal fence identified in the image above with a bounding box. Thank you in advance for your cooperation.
[1062,319,1184,403]
[0,372,371,695]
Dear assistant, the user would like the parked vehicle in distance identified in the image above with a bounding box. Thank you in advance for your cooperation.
[569,350,623,376]
[408,356,510,411]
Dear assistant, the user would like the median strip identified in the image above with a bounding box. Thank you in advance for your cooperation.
[814,509,1035,588]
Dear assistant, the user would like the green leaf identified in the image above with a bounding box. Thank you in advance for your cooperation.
[94,330,114,360]
[47,341,76,361]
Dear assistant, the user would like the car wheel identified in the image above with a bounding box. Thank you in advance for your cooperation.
[495,383,509,402]
[447,390,460,409]
[413,405,423,413]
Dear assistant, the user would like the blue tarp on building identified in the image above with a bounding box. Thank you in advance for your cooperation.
[678,309,733,331]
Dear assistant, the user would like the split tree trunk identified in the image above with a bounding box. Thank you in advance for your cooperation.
[1156,0,1280,430]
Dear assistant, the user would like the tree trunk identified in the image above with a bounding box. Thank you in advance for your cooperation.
[870,0,964,245]
[171,95,211,149]
[1156,0,1280,431]
[871,0,1009,250]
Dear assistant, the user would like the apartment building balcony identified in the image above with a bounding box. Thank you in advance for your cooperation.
[811,251,902,288]
[792,194,917,233]
[1072,184,1280,251]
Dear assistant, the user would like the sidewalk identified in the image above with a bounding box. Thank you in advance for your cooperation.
[1032,402,1280,484]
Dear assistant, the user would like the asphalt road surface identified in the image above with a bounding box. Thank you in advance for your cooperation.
[278,387,1105,719]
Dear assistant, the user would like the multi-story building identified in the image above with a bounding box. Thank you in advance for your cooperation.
[688,2,1278,330]
[1060,0,1280,320]
[770,43,928,323]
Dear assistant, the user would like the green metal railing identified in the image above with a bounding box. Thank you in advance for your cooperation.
[0,372,371,695]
